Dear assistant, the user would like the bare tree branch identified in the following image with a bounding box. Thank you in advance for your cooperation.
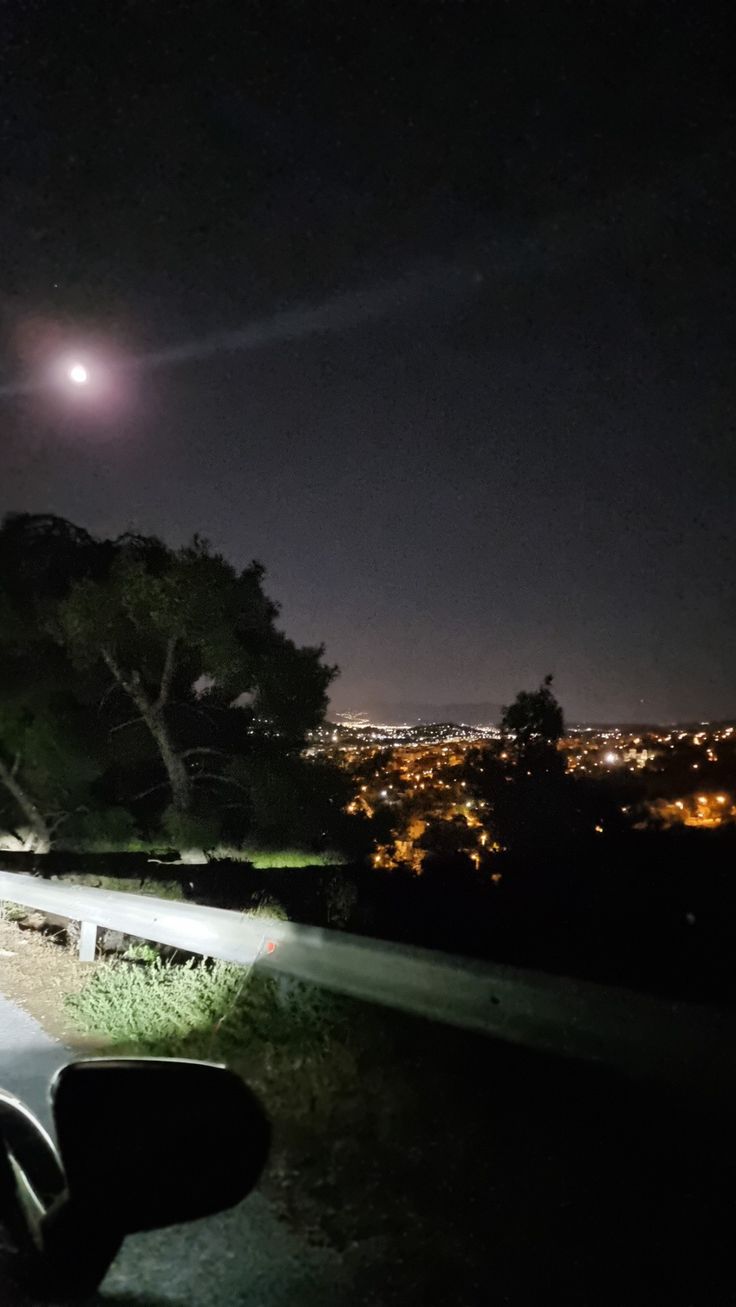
[191,772,251,794]
[101,645,124,682]
[102,646,136,697]
[156,636,177,709]
[109,717,144,736]
[46,812,71,837]
[0,755,51,847]
[102,647,155,721]
[130,782,169,802]
[11,753,20,779]
[97,680,122,715]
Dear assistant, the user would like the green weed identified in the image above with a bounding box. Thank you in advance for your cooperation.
[64,955,356,1119]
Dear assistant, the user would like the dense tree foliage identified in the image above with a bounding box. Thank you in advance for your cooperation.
[0,513,352,855]
[465,676,616,857]
[0,673,97,851]
[501,674,564,773]
[0,563,103,849]
[55,534,333,816]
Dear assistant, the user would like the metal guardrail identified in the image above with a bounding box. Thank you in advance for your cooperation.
[2,868,736,1094]
[0,871,273,965]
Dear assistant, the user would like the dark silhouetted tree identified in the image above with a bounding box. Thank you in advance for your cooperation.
[0,514,346,852]
[56,536,336,818]
[0,605,102,849]
[502,674,564,775]
[464,676,567,855]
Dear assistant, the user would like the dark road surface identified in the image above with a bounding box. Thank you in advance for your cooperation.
[0,992,348,1306]
[4,986,736,1306]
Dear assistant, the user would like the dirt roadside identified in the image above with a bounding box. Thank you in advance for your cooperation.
[0,915,102,1050]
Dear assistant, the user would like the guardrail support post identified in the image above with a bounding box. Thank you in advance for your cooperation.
[79,920,97,962]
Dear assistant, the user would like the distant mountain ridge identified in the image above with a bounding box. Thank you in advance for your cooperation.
[335,701,503,727]
[334,707,736,731]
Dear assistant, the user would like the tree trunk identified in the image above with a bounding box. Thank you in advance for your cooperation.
[0,757,51,851]
[101,648,191,813]
[146,712,191,812]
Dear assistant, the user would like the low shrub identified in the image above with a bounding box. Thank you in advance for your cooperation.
[159,807,222,858]
[249,894,289,921]
[65,955,247,1056]
[0,901,29,923]
[236,847,346,869]
[56,807,140,853]
[64,954,356,1120]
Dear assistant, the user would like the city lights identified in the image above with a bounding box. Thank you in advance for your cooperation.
[311,713,736,865]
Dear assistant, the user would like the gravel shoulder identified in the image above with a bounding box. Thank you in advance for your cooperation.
[0,915,102,1050]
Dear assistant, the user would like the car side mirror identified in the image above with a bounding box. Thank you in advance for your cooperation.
[0,1058,270,1300]
[51,1057,271,1233]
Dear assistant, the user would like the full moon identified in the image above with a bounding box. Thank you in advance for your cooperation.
[68,363,88,385]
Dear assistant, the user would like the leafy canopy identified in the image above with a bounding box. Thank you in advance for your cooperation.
[0,513,355,854]
[502,674,564,760]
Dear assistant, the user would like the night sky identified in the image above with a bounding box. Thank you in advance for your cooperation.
[1,2,734,723]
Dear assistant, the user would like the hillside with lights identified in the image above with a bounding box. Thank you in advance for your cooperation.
[310,718,736,870]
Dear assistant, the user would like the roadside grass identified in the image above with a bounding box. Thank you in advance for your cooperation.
[63,951,358,1122]
[0,902,29,923]
[228,847,346,868]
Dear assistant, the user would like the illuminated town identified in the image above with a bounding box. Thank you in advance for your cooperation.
[309,718,736,870]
